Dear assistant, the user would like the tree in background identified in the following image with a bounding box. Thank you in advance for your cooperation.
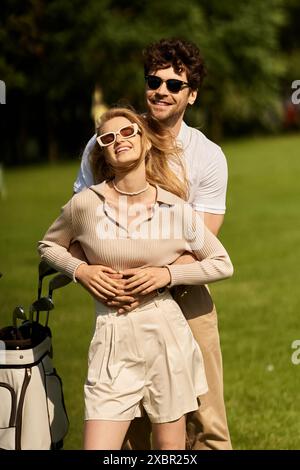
[279,0,300,129]
[0,0,288,164]
[0,0,93,163]
[194,0,286,139]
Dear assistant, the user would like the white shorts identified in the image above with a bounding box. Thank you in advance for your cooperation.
[84,290,208,424]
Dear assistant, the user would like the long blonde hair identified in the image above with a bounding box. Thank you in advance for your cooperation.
[90,107,189,200]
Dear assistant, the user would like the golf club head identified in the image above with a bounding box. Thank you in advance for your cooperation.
[13,306,26,328]
[29,296,54,324]
[39,261,57,280]
[0,272,3,278]
[30,297,54,314]
[38,261,57,299]
[49,273,71,297]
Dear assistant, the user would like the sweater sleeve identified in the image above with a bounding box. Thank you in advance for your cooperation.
[38,199,87,281]
[166,206,233,287]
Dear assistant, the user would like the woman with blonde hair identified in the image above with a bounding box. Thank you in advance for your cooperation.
[38,107,233,450]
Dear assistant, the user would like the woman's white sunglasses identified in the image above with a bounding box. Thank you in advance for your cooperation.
[97,123,140,147]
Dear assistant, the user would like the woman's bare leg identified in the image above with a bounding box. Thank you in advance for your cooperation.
[84,420,131,450]
[152,416,186,450]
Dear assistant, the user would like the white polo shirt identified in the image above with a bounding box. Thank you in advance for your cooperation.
[73,121,227,214]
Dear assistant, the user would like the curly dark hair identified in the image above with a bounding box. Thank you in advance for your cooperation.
[143,38,207,90]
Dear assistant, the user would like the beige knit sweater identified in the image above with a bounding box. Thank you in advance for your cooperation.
[38,182,233,286]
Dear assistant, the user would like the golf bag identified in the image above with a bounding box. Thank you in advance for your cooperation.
[0,321,69,450]
[0,264,70,450]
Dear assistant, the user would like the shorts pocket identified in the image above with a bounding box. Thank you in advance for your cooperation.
[87,325,107,385]
[166,299,189,328]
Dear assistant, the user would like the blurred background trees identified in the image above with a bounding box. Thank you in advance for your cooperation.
[0,0,299,165]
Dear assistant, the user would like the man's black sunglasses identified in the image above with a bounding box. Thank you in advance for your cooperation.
[145,75,190,94]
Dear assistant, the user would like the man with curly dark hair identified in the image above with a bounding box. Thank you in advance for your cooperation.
[144,38,207,95]
[73,38,231,451]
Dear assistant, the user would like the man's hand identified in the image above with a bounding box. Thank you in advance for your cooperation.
[123,267,171,295]
[74,257,194,315]
[105,267,171,315]
[75,264,126,302]
[106,260,194,314]
[104,256,196,314]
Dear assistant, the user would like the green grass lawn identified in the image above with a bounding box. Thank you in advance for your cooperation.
[1,133,300,449]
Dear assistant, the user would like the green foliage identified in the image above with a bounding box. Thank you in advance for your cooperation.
[280,0,300,82]
[0,0,293,164]
[194,0,286,136]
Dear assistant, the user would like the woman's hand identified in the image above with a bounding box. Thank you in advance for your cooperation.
[75,264,126,302]
[122,267,171,296]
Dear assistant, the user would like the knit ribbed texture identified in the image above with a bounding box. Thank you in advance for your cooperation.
[38,182,233,285]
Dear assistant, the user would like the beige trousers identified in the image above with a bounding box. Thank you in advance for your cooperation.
[123,284,232,450]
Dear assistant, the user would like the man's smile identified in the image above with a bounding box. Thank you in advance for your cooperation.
[150,98,172,107]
